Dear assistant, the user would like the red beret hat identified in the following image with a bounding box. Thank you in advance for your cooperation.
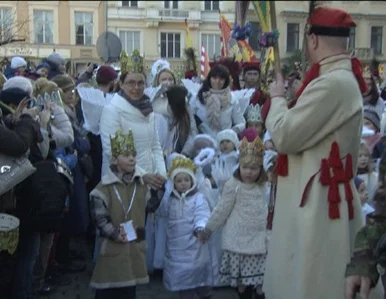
[307,7,356,37]
[242,61,261,73]
[96,65,118,83]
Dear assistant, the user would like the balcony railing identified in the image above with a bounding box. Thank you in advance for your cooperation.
[201,11,234,22]
[146,9,201,21]
[351,47,374,61]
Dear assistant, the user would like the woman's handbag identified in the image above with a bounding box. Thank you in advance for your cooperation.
[0,213,20,255]
[0,153,36,196]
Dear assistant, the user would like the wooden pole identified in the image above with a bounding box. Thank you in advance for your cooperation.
[269,1,281,76]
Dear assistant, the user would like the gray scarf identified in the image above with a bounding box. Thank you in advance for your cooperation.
[118,90,153,117]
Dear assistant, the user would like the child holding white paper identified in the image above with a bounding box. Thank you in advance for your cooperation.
[89,129,149,299]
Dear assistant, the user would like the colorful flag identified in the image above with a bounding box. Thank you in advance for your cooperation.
[219,13,232,57]
[201,43,210,80]
[185,19,193,48]
[252,1,271,32]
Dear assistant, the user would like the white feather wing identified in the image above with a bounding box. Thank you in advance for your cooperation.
[77,87,113,135]
[232,88,255,115]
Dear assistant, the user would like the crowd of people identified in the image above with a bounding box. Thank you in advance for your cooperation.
[1,5,386,299]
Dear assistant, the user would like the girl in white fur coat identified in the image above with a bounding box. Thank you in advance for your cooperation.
[202,133,268,299]
[162,156,216,299]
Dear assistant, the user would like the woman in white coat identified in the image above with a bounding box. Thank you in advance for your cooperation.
[99,55,166,273]
[191,65,246,139]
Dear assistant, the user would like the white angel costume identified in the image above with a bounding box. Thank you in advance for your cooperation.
[181,79,255,129]
[154,151,218,274]
[76,86,115,135]
[145,60,197,157]
[162,158,217,292]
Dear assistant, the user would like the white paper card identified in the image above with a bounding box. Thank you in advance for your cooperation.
[121,220,137,242]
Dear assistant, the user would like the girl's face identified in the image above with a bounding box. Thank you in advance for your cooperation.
[210,76,225,90]
[358,182,368,205]
[114,154,136,174]
[220,140,235,154]
[363,118,377,132]
[248,122,263,136]
[358,147,370,169]
[37,67,49,77]
[174,173,193,194]
[158,71,175,88]
[240,162,261,184]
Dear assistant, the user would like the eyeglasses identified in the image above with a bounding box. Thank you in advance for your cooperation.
[124,81,145,88]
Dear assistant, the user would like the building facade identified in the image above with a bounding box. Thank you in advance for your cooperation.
[0,1,105,75]
[107,0,386,76]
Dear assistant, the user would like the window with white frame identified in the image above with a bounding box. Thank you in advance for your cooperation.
[371,26,383,55]
[286,23,299,52]
[164,1,178,9]
[204,1,220,11]
[33,10,54,44]
[160,32,181,58]
[0,8,13,42]
[75,11,93,46]
[119,31,140,54]
[348,27,355,50]
[202,33,220,59]
[122,1,138,7]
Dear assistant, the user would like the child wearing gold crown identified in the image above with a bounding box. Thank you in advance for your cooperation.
[89,129,149,299]
[162,156,216,299]
[202,130,268,299]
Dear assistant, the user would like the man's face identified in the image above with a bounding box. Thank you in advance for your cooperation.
[244,70,260,85]
[306,34,318,65]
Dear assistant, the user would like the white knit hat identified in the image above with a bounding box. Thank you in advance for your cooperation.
[193,134,217,151]
[3,76,33,96]
[216,129,239,149]
[11,56,27,69]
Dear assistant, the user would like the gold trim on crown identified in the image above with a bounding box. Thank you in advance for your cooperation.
[110,129,136,158]
[167,157,197,177]
[239,136,265,165]
[120,49,145,75]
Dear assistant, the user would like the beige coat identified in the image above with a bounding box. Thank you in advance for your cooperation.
[90,171,149,289]
[263,54,381,299]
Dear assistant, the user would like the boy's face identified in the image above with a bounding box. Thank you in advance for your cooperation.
[248,122,263,136]
[114,154,136,174]
[174,173,193,194]
[358,148,370,169]
[220,140,235,154]
[358,182,368,205]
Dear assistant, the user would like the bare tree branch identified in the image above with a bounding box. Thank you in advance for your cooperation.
[0,8,29,47]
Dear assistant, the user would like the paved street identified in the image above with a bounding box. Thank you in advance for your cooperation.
[39,240,238,299]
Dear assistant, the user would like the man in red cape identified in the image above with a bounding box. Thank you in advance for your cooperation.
[242,61,267,106]
[261,6,382,299]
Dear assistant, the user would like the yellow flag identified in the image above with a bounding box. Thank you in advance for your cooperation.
[185,19,193,48]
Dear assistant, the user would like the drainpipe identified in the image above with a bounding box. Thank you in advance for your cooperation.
[104,0,108,32]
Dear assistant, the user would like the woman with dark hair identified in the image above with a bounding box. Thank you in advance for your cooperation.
[154,84,197,157]
[191,65,245,139]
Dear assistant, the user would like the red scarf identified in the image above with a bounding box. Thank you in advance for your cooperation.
[274,54,367,177]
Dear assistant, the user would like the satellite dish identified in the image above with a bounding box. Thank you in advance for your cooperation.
[96,32,122,63]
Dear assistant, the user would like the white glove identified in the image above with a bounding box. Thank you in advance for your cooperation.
[211,159,233,191]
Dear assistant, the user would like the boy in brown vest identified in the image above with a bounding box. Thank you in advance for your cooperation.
[89,129,148,299]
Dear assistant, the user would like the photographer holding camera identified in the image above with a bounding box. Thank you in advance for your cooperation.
[76,62,98,86]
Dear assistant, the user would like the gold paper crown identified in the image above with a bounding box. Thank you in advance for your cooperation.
[167,157,197,177]
[120,49,144,75]
[239,136,265,165]
[363,65,371,79]
[110,129,136,158]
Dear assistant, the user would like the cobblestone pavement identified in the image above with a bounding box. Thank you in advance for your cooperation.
[39,241,238,299]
